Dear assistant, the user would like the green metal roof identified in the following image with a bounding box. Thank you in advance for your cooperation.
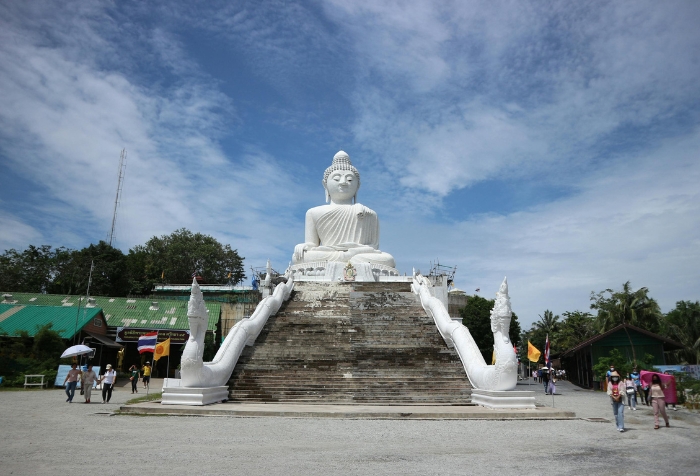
[0,292,220,331]
[0,305,102,339]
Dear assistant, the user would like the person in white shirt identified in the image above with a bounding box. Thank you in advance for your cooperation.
[81,364,98,404]
[98,364,117,403]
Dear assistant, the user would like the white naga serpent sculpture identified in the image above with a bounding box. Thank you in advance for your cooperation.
[412,275,518,391]
[180,275,295,388]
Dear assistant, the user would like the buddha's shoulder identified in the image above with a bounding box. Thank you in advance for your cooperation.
[306,205,332,218]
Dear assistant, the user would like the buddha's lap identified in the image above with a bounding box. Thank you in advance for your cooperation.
[302,248,395,267]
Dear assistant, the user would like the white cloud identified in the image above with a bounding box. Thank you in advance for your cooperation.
[382,130,700,327]
[0,1,307,265]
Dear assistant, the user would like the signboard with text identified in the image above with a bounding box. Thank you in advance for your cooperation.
[115,327,190,344]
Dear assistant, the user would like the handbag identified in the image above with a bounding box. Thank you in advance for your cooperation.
[626,387,635,394]
[80,388,84,395]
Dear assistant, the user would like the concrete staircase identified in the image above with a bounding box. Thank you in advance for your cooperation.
[227,281,473,404]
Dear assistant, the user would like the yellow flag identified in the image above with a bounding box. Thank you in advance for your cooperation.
[161,270,165,279]
[527,341,541,362]
[154,338,170,361]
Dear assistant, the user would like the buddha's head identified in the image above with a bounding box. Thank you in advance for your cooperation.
[323,151,360,204]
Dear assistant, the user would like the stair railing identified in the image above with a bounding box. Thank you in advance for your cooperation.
[180,274,294,388]
[411,274,517,391]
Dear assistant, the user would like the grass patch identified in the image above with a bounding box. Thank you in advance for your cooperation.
[125,392,162,405]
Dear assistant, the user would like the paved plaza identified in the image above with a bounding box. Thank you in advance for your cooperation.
[1,379,699,475]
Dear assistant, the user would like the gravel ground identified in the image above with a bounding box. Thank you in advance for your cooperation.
[1,379,699,475]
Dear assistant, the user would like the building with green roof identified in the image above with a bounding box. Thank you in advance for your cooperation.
[1,291,223,376]
[0,304,102,339]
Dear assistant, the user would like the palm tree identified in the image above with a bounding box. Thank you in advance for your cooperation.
[591,282,662,331]
[666,301,700,364]
[536,310,560,335]
[590,281,663,364]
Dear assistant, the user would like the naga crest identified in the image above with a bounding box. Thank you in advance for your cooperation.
[490,277,512,342]
[188,278,208,321]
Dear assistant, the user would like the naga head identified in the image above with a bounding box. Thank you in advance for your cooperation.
[490,277,512,342]
[187,277,208,341]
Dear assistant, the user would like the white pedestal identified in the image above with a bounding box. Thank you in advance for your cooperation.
[161,379,229,406]
[471,389,536,409]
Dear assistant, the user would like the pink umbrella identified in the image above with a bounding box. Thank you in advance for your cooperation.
[640,370,677,404]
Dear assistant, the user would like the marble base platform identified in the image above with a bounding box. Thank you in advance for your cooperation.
[471,389,536,409]
[288,261,407,282]
[161,379,229,406]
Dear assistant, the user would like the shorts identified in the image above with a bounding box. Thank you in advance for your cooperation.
[143,376,150,383]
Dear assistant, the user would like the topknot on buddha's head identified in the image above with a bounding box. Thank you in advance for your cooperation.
[323,151,360,187]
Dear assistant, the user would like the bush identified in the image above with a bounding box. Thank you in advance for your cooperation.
[593,349,657,382]
[0,325,66,387]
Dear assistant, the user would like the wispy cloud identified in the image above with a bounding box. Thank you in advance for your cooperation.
[1,0,698,327]
[0,0,305,258]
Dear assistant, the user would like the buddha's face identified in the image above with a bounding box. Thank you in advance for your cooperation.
[325,169,358,201]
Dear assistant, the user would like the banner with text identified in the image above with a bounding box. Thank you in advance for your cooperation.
[116,327,190,344]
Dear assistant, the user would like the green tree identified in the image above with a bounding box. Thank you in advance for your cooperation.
[592,349,657,383]
[127,228,245,294]
[536,309,560,335]
[49,241,128,296]
[590,281,662,333]
[32,324,66,363]
[590,281,662,364]
[0,245,63,292]
[460,295,521,363]
[557,311,597,351]
[665,300,700,364]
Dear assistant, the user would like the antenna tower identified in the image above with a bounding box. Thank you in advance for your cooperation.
[108,149,127,247]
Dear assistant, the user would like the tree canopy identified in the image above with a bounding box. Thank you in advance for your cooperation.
[0,229,246,297]
[517,281,699,367]
[590,281,662,333]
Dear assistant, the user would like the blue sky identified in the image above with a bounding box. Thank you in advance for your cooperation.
[1,0,699,328]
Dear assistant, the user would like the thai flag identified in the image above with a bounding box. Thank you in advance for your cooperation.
[545,334,551,368]
[137,331,158,354]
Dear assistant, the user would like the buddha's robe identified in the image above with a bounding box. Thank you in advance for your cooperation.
[294,203,396,267]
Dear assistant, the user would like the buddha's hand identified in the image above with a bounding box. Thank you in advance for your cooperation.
[293,243,313,262]
[353,204,372,217]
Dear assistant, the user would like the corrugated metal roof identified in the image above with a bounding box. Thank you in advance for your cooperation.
[0,292,220,331]
[0,305,102,338]
[154,285,256,292]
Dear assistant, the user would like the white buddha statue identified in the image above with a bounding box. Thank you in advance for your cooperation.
[292,151,396,268]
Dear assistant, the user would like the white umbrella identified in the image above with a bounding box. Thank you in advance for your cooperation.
[60,344,93,358]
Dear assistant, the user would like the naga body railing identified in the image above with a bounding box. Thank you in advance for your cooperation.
[411,275,517,391]
[180,275,294,388]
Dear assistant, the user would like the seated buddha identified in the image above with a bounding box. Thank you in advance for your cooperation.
[292,151,396,268]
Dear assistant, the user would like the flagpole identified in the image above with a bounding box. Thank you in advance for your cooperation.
[147,330,158,396]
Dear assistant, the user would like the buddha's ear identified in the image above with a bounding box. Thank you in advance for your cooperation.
[323,181,330,203]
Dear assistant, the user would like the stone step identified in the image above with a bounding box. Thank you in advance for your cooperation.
[228,281,471,404]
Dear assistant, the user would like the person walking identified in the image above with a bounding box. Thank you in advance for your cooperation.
[649,374,670,429]
[81,364,97,403]
[542,369,550,394]
[142,361,152,389]
[129,365,140,394]
[607,371,627,432]
[624,374,637,410]
[630,367,643,404]
[99,364,117,404]
[63,363,82,403]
